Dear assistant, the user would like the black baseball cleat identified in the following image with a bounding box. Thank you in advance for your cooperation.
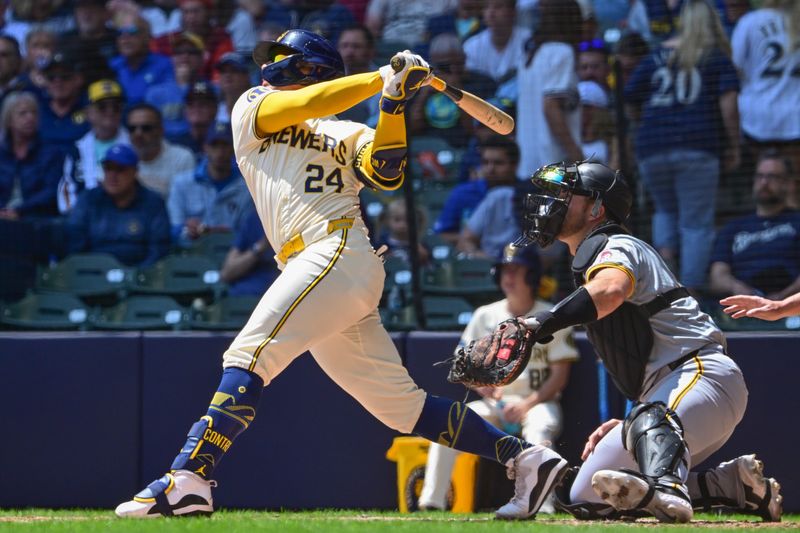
[115,470,216,518]
[592,469,692,523]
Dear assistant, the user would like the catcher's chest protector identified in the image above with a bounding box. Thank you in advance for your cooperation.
[572,225,688,400]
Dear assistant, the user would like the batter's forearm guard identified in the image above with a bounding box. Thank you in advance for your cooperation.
[354,141,406,191]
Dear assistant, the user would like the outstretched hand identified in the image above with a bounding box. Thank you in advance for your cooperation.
[581,418,621,461]
[720,295,785,321]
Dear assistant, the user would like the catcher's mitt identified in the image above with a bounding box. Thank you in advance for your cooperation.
[447,318,534,387]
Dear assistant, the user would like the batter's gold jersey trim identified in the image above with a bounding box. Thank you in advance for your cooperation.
[248,229,349,372]
[669,355,704,410]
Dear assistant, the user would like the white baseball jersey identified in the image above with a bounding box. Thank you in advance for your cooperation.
[224,85,427,434]
[732,8,800,141]
[231,86,374,253]
[457,299,579,397]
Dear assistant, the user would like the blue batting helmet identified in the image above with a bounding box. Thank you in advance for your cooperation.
[253,29,345,87]
[492,242,542,290]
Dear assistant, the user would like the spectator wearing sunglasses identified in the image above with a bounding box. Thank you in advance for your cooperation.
[111,15,175,105]
[463,0,530,84]
[57,79,131,213]
[38,50,91,149]
[127,103,196,200]
[577,38,611,95]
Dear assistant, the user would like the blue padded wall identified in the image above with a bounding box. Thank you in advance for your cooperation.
[0,332,141,507]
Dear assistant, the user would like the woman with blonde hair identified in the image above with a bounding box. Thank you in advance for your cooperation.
[624,0,740,292]
[0,91,66,219]
[732,0,800,205]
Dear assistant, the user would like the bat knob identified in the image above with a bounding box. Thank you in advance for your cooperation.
[390,55,405,73]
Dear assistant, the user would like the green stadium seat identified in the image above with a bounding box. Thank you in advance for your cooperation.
[186,231,235,267]
[92,295,189,330]
[422,296,474,331]
[191,295,261,330]
[0,292,90,331]
[409,135,462,183]
[424,233,456,263]
[423,257,501,306]
[36,253,132,306]
[379,304,418,332]
[415,187,453,225]
[132,255,224,305]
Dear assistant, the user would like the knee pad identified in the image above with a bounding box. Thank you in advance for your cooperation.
[622,401,686,481]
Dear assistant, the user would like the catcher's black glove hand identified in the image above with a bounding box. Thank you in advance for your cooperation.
[447,318,534,387]
[523,311,555,344]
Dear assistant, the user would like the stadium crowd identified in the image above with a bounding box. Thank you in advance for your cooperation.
[0,0,799,331]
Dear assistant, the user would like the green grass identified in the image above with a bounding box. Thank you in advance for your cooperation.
[0,510,796,533]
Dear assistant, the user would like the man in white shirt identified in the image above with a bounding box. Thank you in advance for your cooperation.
[515,0,583,179]
[128,102,196,199]
[463,0,530,83]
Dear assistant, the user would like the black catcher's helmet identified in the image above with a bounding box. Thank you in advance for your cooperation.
[518,161,632,247]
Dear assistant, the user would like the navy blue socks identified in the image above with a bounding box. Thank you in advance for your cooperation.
[412,394,530,465]
[170,368,263,478]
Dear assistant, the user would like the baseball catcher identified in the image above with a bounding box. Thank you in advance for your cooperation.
[506,160,781,523]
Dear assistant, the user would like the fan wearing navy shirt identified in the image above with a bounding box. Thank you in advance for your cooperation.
[624,0,739,291]
[66,143,171,266]
[710,152,800,299]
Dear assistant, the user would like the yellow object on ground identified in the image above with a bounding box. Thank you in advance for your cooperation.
[385,436,479,513]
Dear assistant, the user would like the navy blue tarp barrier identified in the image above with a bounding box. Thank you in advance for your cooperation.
[0,332,141,508]
[1,330,797,511]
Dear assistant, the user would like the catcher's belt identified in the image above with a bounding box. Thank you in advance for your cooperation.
[276,216,354,264]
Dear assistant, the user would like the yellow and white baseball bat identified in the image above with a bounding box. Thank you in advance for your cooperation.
[390,56,515,135]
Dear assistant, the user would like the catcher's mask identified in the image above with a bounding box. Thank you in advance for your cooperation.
[254,29,345,87]
[519,161,632,247]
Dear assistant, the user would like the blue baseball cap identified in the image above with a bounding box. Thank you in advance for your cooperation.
[205,121,233,144]
[101,143,139,167]
[215,52,249,72]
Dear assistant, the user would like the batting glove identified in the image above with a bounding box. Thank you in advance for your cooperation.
[379,51,432,114]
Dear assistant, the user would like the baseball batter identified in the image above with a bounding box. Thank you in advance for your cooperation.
[418,243,579,512]
[514,161,781,523]
[115,29,566,519]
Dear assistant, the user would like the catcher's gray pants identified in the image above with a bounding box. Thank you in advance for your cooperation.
[570,352,747,504]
